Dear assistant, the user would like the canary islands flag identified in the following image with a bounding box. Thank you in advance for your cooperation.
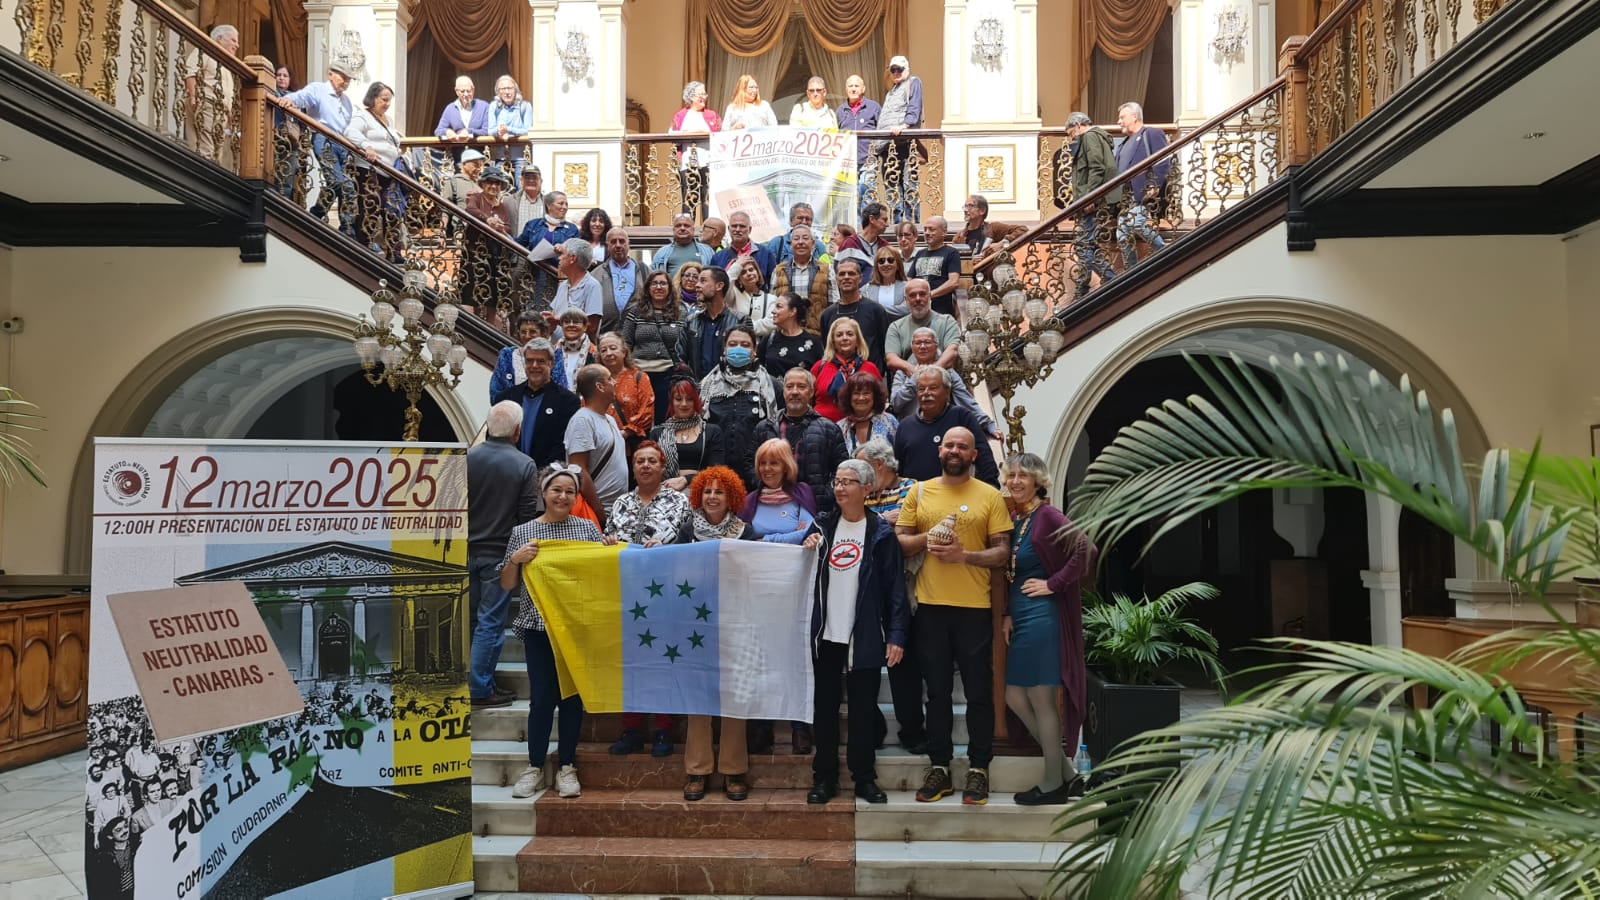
[524,540,817,722]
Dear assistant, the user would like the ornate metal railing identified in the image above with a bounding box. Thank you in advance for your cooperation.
[274,108,560,329]
[1293,0,1509,157]
[1037,123,1182,212]
[621,128,944,227]
[4,0,270,177]
[978,80,1286,311]
[397,136,540,194]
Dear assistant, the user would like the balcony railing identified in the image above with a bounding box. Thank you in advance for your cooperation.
[5,0,268,178]
[975,80,1286,312]
[1036,124,1182,212]
[621,129,945,227]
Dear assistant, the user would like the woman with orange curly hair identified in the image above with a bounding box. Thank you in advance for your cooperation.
[674,465,756,802]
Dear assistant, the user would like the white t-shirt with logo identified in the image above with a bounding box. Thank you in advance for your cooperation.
[823,516,869,644]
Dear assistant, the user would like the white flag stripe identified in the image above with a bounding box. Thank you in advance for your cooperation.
[716,541,816,721]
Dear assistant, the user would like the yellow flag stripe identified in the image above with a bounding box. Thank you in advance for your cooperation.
[521,540,625,709]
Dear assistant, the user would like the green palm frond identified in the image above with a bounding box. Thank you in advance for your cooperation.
[0,387,45,489]
[1053,641,1600,900]
[1083,582,1224,686]
[1068,352,1578,597]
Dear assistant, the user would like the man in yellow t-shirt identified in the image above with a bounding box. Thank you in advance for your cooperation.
[896,426,1010,805]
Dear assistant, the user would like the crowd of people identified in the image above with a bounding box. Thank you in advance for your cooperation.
[468,252,1095,808]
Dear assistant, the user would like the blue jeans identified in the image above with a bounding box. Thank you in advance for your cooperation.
[1073,211,1116,296]
[522,627,584,767]
[1116,202,1166,268]
[310,134,356,234]
[468,556,512,699]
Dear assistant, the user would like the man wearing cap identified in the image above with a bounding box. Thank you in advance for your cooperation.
[436,76,491,165]
[1063,112,1120,300]
[875,55,924,224]
[443,148,486,208]
[462,166,518,314]
[278,62,358,230]
[511,166,545,236]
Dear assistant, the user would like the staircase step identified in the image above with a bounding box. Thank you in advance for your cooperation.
[472,739,538,786]
[516,835,856,895]
[534,787,853,840]
[472,834,532,893]
[472,783,541,836]
[854,790,1086,842]
[473,700,534,742]
[878,675,967,705]
[853,839,1071,898]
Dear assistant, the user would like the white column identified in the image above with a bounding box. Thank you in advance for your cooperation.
[941,0,1044,221]
[524,0,626,220]
[354,595,367,643]
[300,0,411,126]
[300,597,316,679]
[1362,494,1403,647]
[1174,0,1274,129]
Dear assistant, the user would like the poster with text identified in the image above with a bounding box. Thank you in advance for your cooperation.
[708,127,858,241]
[88,439,472,900]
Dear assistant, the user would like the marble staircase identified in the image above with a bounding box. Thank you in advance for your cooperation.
[471,631,1077,897]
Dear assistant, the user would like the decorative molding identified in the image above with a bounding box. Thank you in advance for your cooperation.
[176,541,466,586]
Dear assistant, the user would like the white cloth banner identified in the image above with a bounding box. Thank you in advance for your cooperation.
[707,127,858,242]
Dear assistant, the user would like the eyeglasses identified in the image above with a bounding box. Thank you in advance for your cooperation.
[889,66,904,74]
[807,89,825,94]
[832,478,863,487]
[876,258,895,264]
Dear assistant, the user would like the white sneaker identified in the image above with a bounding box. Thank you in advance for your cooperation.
[556,764,581,798]
[510,765,543,798]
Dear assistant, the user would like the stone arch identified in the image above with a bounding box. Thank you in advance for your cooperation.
[64,306,478,572]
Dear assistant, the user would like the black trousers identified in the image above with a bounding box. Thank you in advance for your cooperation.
[812,640,882,784]
[915,604,994,769]
[884,611,925,744]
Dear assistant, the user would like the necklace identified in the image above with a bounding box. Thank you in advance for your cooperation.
[1008,502,1040,582]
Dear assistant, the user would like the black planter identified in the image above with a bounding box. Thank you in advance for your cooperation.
[1083,668,1182,767]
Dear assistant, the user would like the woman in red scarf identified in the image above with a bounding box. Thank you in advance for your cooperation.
[810,318,880,422]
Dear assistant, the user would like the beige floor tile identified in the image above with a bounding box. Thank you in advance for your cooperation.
[0,804,82,841]
[0,871,82,900]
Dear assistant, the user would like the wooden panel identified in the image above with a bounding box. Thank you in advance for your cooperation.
[0,595,90,771]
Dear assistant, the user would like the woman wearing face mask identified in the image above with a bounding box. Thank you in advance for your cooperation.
[699,324,778,489]
[810,318,880,422]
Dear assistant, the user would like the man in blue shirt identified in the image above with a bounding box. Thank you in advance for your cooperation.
[276,62,357,235]
[488,75,533,182]
[836,75,881,207]
[1113,101,1171,269]
[435,75,491,166]
[764,202,815,266]
[651,214,715,276]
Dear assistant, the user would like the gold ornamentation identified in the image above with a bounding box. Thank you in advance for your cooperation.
[562,162,589,200]
[352,258,467,442]
[977,155,1004,193]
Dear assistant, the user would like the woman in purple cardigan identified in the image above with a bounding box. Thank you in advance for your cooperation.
[1000,452,1096,805]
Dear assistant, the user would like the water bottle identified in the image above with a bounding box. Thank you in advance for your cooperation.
[1074,744,1093,779]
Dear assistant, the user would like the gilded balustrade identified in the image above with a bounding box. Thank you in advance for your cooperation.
[5,0,261,177]
[1037,124,1183,212]
[1298,0,1508,155]
[621,130,945,227]
[977,82,1285,317]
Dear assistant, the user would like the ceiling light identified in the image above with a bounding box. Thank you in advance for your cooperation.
[1523,132,1546,141]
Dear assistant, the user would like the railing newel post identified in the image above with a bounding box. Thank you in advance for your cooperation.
[1280,36,1311,168]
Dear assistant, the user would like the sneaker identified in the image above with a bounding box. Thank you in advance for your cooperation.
[650,729,674,758]
[609,728,645,756]
[962,767,989,806]
[555,764,581,798]
[915,766,953,803]
[510,765,543,798]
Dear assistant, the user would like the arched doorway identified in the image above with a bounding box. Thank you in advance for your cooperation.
[1399,508,1457,619]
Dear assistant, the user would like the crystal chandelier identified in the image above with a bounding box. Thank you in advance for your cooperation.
[956,248,1065,455]
[352,255,468,441]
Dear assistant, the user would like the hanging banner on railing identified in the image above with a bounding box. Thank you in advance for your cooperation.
[87,439,472,900]
[707,127,858,241]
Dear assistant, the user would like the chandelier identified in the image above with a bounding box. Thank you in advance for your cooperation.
[971,17,1005,72]
[956,249,1065,455]
[1210,5,1249,69]
[352,255,468,441]
[556,28,593,83]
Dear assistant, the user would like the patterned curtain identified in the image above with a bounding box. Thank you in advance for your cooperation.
[406,0,532,98]
[1076,0,1168,104]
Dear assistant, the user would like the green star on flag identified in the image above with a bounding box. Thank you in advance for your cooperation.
[629,602,649,621]
[677,580,696,597]
[637,629,657,647]
[688,630,706,649]
[664,644,681,662]
[645,580,665,597]
[694,602,713,621]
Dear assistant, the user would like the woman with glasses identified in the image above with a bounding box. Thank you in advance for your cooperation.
[895,220,919,262]
[501,464,618,802]
[670,82,720,216]
[723,74,777,130]
[675,262,704,307]
[865,247,910,317]
[622,270,691,421]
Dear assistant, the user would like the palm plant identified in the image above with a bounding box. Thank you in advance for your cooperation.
[1083,582,1226,686]
[1049,351,1600,899]
[0,387,45,487]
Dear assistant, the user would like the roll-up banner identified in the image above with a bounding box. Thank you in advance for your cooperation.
[707,127,859,241]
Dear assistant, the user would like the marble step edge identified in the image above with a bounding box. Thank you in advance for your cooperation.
[491,660,969,703]
[855,839,1073,869]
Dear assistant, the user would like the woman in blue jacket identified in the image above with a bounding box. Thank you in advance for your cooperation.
[800,458,910,805]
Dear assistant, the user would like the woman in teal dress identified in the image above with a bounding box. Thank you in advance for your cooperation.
[1000,452,1095,806]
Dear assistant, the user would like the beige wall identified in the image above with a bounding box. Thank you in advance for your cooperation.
[0,238,491,576]
[1037,0,1078,126]
[624,0,688,133]
[904,2,943,126]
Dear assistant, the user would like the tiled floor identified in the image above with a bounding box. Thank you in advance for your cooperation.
[0,750,89,900]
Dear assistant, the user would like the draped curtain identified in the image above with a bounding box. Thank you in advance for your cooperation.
[1088,45,1153,123]
[269,0,307,84]
[407,0,532,96]
[800,28,883,110]
[1075,0,1168,104]
[685,0,909,86]
[706,20,803,117]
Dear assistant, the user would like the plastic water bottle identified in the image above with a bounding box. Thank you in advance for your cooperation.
[1074,744,1093,779]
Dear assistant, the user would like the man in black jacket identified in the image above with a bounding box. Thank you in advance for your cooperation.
[490,339,581,468]
[894,366,1000,486]
[755,368,849,516]
[467,401,539,708]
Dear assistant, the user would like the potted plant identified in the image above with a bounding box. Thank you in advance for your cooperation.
[1080,581,1224,766]
[0,387,44,488]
